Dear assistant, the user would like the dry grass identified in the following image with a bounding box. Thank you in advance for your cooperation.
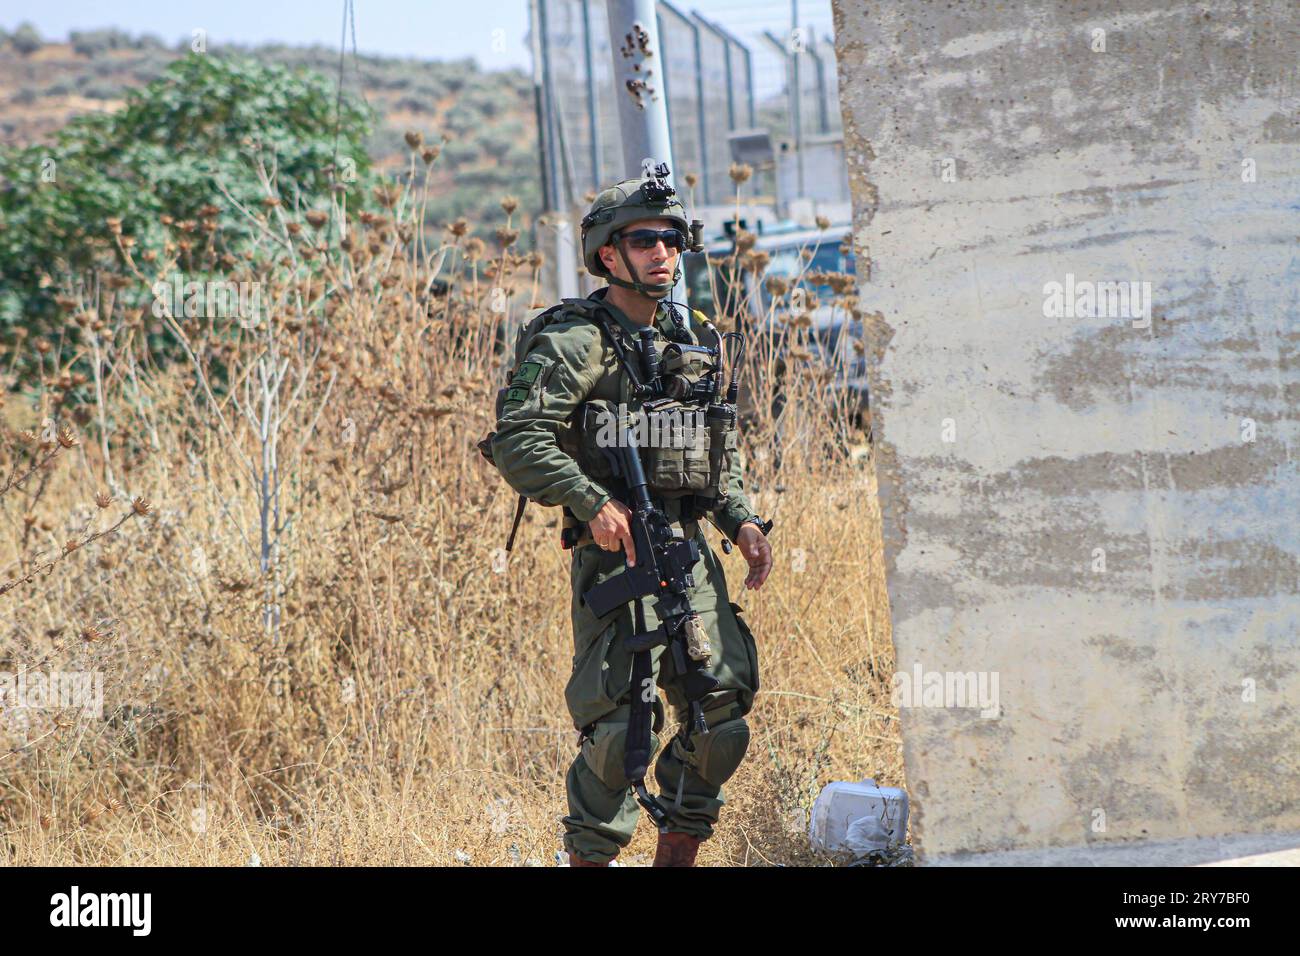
[0,140,900,866]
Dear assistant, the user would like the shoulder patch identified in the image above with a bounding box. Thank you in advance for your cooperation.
[512,361,543,386]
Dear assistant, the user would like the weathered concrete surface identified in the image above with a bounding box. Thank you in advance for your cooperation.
[831,0,1299,862]
[930,829,1300,867]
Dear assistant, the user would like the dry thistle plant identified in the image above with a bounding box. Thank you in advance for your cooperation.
[0,140,898,866]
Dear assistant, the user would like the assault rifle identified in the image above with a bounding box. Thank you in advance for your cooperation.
[581,404,719,827]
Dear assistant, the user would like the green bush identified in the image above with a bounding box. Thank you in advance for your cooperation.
[443,104,480,135]
[395,95,432,114]
[11,22,42,56]
[440,140,479,168]
[70,28,134,58]
[463,87,503,119]
[0,54,375,383]
[482,135,511,163]
[81,81,125,101]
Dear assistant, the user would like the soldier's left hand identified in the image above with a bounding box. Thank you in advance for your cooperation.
[735,523,773,590]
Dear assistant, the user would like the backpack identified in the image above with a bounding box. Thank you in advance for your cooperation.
[476,297,610,551]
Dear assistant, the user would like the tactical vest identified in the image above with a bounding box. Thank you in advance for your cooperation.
[479,294,738,548]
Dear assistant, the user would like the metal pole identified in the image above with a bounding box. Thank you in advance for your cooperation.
[529,0,554,210]
[532,81,552,211]
[744,45,755,126]
[809,32,829,134]
[724,42,735,129]
[581,0,602,192]
[532,0,577,299]
[536,0,566,208]
[791,0,805,199]
[688,13,709,205]
[822,31,841,133]
[603,0,687,305]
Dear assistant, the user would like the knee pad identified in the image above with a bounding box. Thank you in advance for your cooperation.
[685,715,750,787]
[581,720,662,790]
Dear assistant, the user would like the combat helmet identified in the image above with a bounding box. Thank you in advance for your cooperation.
[580,163,703,299]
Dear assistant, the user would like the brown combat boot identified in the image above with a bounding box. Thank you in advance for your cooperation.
[568,853,613,867]
[653,831,702,867]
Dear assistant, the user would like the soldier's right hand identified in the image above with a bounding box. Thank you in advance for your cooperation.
[590,499,637,566]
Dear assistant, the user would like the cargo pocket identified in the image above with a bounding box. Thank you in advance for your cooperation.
[728,601,760,715]
[565,622,617,729]
[575,400,619,481]
[565,616,638,730]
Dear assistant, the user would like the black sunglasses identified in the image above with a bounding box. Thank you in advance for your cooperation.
[618,228,687,251]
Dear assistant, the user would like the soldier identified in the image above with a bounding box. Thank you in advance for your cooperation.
[489,173,773,867]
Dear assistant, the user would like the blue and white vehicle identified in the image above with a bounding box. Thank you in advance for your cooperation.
[681,222,869,429]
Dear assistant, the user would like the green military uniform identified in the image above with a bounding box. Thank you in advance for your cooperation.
[491,286,764,864]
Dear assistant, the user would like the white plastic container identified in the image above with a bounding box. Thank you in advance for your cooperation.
[808,778,909,856]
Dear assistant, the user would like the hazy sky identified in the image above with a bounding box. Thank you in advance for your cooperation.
[2,0,836,81]
[2,0,535,69]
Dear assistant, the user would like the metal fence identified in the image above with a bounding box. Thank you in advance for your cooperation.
[658,3,705,199]
[533,0,758,210]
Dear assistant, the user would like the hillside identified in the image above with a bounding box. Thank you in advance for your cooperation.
[0,27,541,245]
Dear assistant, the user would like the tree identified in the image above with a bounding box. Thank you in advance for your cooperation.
[0,54,375,383]
[11,22,42,56]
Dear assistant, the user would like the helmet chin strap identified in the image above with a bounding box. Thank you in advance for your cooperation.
[608,237,679,299]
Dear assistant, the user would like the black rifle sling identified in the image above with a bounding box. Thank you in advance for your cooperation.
[589,306,646,395]
[624,597,655,784]
[504,494,528,552]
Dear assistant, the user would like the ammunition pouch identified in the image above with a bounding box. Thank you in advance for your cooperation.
[642,398,712,493]
[575,396,736,502]
[691,403,737,512]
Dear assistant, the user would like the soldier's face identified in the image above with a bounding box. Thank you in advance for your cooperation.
[600,217,679,289]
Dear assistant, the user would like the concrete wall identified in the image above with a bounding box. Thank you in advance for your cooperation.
[831,0,1299,862]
